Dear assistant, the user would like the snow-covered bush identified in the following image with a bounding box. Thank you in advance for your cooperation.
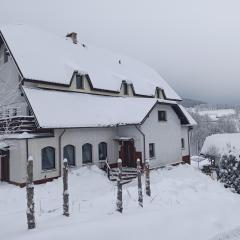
[218,150,240,193]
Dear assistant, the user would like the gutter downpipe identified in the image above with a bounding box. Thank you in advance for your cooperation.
[187,126,193,161]
[59,129,66,177]
[135,125,146,164]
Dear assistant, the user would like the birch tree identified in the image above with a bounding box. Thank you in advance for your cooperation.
[26,156,36,229]
[63,158,69,217]
[116,159,123,213]
[137,159,143,207]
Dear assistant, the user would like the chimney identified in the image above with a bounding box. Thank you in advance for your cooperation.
[66,32,78,44]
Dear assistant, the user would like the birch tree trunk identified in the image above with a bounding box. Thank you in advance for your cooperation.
[145,159,151,197]
[116,158,123,213]
[63,158,69,217]
[26,156,36,229]
[137,159,143,207]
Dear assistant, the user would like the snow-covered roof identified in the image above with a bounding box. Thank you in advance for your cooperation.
[0,24,181,100]
[201,133,240,156]
[23,87,193,128]
[178,105,197,126]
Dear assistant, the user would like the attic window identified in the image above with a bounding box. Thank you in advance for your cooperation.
[158,111,167,121]
[123,82,128,95]
[76,75,84,89]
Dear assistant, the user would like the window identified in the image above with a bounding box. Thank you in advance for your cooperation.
[149,143,155,159]
[98,142,107,161]
[42,147,55,170]
[82,143,92,164]
[4,48,9,63]
[12,108,17,116]
[63,145,75,166]
[181,138,185,149]
[123,82,128,95]
[76,74,84,89]
[158,111,167,121]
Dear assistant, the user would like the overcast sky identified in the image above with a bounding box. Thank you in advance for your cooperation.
[1,0,240,104]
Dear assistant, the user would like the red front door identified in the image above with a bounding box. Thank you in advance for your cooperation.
[120,141,135,167]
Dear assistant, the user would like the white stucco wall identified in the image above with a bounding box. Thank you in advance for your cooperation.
[0,45,28,116]
[59,128,119,166]
[141,104,182,168]
[5,140,27,184]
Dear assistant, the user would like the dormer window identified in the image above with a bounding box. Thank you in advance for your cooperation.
[4,48,9,63]
[156,88,160,98]
[123,81,128,95]
[76,74,84,89]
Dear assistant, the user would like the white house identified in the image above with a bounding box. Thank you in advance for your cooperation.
[0,24,196,186]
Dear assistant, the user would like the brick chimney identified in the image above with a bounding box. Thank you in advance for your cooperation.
[66,32,78,44]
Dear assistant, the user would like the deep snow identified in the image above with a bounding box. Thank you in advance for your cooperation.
[0,165,240,240]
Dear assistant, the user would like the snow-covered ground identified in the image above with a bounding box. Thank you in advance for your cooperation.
[0,165,240,240]
[197,109,235,121]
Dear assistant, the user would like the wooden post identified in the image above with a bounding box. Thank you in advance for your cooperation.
[145,159,151,197]
[116,158,123,213]
[26,156,36,229]
[137,158,143,207]
[63,158,69,217]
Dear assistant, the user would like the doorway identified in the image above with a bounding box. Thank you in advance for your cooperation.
[1,150,10,182]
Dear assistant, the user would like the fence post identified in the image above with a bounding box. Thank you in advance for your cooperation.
[26,156,36,229]
[137,158,143,207]
[116,158,123,213]
[145,159,151,197]
[63,158,69,217]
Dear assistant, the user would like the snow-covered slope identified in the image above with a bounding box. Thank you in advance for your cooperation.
[0,24,181,100]
[0,165,240,240]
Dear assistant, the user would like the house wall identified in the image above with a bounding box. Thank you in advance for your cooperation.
[141,104,182,168]
[58,128,119,166]
[0,39,28,117]
[4,140,27,184]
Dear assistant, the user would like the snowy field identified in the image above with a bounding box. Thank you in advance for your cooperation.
[0,165,240,240]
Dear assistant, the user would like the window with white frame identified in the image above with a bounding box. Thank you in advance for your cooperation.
[149,143,155,159]
[42,146,55,170]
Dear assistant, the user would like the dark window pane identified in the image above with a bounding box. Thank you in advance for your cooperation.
[149,143,155,158]
[181,138,185,149]
[76,75,84,89]
[123,82,128,95]
[82,143,92,164]
[42,147,55,170]
[4,48,8,63]
[64,145,75,166]
[158,111,167,121]
[98,142,107,160]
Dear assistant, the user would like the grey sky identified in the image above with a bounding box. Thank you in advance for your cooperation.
[1,0,240,103]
